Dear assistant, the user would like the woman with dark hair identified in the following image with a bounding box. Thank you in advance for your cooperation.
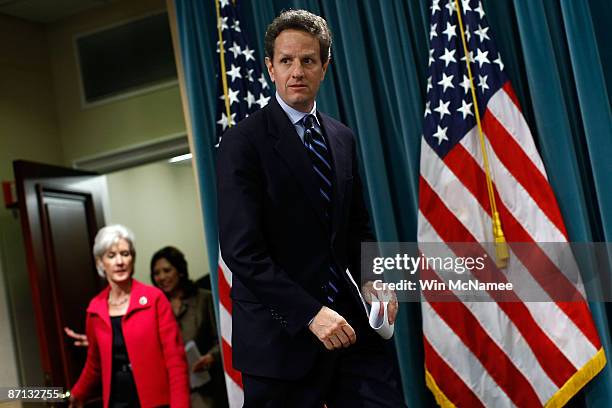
[151,246,228,408]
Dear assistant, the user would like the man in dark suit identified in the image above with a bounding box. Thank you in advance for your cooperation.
[217,9,404,407]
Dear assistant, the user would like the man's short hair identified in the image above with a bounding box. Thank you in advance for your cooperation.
[264,9,332,64]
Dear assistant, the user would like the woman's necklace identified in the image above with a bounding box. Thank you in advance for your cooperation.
[108,294,130,307]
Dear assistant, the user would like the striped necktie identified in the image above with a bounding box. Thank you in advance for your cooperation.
[303,114,341,303]
[303,114,333,221]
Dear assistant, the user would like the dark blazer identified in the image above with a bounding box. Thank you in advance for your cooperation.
[217,97,374,380]
[176,288,227,407]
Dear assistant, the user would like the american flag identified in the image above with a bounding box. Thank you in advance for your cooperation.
[419,0,605,406]
[215,0,270,146]
[214,0,270,406]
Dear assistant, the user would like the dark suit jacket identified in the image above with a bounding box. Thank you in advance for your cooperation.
[217,97,374,380]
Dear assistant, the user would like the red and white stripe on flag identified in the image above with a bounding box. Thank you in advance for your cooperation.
[218,252,244,407]
[214,0,270,402]
[419,1,605,406]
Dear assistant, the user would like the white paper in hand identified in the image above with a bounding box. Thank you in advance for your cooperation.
[367,298,394,340]
[344,269,395,339]
[185,340,211,388]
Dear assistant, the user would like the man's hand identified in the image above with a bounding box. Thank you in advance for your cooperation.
[308,306,356,350]
[192,353,215,372]
[64,327,89,347]
[361,281,398,325]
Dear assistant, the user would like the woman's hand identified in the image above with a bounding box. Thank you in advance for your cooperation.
[192,353,215,372]
[64,327,89,347]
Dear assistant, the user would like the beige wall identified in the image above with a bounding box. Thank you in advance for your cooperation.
[0,227,21,388]
[0,14,63,177]
[46,0,186,165]
[0,14,63,388]
[106,160,209,284]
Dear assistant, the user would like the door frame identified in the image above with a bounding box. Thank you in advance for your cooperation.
[14,160,105,386]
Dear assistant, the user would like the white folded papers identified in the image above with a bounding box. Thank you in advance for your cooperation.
[344,269,395,339]
[185,340,211,388]
[368,299,395,340]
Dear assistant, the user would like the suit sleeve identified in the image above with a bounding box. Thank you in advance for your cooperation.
[217,129,322,336]
[347,136,376,284]
[70,313,102,403]
[156,294,190,408]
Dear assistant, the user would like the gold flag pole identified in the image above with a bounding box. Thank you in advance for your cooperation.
[215,0,232,128]
[454,0,509,268]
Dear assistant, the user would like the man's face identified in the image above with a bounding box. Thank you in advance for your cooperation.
[265,29,329,113]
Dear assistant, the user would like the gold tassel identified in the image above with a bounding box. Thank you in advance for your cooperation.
[492,211,509,268]
[455,0,508,269]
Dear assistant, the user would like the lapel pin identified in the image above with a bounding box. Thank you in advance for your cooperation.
[139,296,148,305]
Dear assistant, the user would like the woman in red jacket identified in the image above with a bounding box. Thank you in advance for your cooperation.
[69,225,190,408]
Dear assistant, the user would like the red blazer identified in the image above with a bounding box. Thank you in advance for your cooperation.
[71,279,190,407]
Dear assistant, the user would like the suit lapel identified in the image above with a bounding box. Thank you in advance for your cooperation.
[87,286,111,328]
[269,99,328,227]
[125,280,152,319]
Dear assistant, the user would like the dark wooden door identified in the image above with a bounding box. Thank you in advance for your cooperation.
[14,160,107,391]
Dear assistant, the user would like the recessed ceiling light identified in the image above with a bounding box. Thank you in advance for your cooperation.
[168,153,192,163]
